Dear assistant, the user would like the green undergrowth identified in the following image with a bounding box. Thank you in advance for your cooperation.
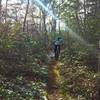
[59,64,98,100]
[0,32,49,99]
[0,75,47,100]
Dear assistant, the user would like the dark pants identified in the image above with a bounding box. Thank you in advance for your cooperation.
[54,45,60,60]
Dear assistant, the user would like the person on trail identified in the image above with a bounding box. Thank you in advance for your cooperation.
[53,37,64,60]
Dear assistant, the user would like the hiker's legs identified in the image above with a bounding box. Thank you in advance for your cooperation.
[54,45,60,60]
[54,45,57,53]
[58,45,60,54]
[57,45,60,59]
[54,45,58,60]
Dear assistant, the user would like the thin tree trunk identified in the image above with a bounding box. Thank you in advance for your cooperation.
[0,0,2,22]
[27,20,28,32]
[39,11,42,32]
[58,0,60,34]
[15,10,18,22]
[51,19,56,32]
[23,0,29,32]
[51,0,56,32]
[43,11,47,33]
[5,0,8,23]
[83,0,87,40]
[42,10,47,48]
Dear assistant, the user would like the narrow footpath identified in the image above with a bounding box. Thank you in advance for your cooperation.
[47,59,64,100]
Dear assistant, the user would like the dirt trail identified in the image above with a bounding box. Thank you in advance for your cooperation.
[47,60,64,100]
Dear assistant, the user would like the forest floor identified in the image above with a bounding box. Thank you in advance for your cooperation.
[47,59,64,100]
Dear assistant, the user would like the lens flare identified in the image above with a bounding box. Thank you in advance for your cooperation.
[35,0,93,48]
[35,0,58,20]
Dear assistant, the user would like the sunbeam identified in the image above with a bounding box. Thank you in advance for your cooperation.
[35,0,58,20]
[35,0,92,48]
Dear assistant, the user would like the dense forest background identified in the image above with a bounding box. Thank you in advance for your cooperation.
[0,0,100,100]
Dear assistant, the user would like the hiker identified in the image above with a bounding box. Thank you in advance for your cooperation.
[53,37,64,60]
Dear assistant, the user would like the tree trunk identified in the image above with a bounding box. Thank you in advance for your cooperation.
[58,0,60,34]
[51,1,56,32]
[42,9,48,48]
[51,19,56,32]
[5,0,8,23]
[83,0,87,40]
[43,11,47,33]
[27,20,28,32]
[23,0,29,32]
[0,0,2,22]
